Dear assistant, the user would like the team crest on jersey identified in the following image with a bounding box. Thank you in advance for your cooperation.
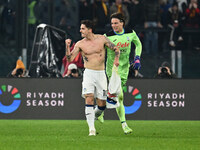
[83,88,87,92]
[127,36,130,41]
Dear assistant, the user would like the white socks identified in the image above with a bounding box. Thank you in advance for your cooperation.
[85,105,95,131]
[85,105,106,132]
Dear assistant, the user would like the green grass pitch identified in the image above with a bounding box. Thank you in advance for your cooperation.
[0,120,199,150]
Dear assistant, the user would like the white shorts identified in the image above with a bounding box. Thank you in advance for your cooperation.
[82,69,107,100]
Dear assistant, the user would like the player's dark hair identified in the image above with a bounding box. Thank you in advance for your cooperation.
[110,12,125,27]
[81,20,95,32]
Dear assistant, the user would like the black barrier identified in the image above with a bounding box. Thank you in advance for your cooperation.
[0,78,199,120]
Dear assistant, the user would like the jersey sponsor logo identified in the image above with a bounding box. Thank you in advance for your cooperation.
[116,42,130,48]
[120,49,127,53]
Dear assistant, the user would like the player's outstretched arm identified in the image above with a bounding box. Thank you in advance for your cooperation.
[65,39,80,62]
[104,36,120,67]
[131,31,142,70]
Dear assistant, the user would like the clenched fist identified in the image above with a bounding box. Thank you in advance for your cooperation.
[65,39,72,48]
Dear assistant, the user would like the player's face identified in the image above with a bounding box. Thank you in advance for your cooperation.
[111,18,123,33]
[80,24,90,38]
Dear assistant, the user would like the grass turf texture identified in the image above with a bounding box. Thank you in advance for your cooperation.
[0,120,199,150]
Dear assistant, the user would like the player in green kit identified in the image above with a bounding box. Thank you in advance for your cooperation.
[99,12,142,134]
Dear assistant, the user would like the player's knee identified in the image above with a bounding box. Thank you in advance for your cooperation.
[85,93,94,105]
[96,99,106,107]
[99,100,106,107]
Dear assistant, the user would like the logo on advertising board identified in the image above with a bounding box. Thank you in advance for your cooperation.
[124,86,142,114]
[0,85,21,114]
[146,92,185,108]
[0,84,65,114]
[26,91,64,107]
[124,84,186,115]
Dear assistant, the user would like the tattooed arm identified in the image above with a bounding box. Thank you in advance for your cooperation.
[65,39,81,62]
[104,36,120,66]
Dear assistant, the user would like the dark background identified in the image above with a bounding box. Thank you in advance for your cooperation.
[0,0,200,78]
[0,78,199,120]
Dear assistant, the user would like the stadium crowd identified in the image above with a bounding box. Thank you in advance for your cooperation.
[0,0,200,78]
[1,0,200,46]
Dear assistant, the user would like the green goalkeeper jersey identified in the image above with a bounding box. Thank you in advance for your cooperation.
[105,28,142,86]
